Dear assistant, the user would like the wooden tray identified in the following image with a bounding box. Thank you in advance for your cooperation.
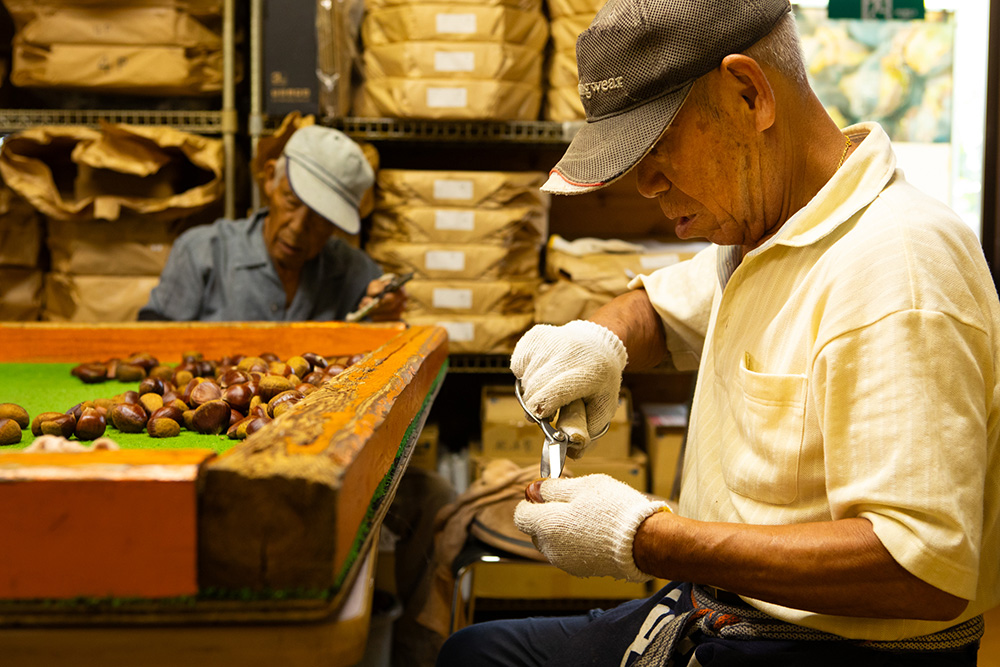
[0,321,448,625]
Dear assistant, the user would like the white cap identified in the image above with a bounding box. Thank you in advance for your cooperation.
[283,126,374,234]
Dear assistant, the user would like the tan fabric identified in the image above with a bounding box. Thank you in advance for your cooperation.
[377,168,548,209]
[403,313,533,354]
[415,459,539,636]
[0,187,42,268]
[403,278,538,316]
[354,78,543,122]
[370,205,547,245]
[364,41,543,84]
[45,217,182,276]
[534,278,612,325]
[366,240,540,280]
[4,1,229,95]
[0,267,42,321]
[0,124,223,223]
[43,272,160,322]
[362,6,549,49]
[366,0,542,10]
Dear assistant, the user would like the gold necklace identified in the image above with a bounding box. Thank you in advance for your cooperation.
[837,134,853,170]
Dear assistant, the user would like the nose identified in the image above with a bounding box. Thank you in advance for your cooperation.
[635,154,671,199]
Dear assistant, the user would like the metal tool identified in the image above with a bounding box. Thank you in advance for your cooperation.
[345,272,414,323]
[514,379,569,479]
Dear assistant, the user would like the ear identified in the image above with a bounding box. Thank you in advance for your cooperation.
[262,158,278,199]
[719,54,775,133]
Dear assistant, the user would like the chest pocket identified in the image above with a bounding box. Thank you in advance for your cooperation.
[723,352,807,505]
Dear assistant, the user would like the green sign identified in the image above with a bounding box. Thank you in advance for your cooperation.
[828,0,926,20]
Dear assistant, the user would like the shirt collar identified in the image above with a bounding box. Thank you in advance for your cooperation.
[765,122,897,250]
[233,209,272,270]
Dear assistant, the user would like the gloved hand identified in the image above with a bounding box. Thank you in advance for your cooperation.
[514,474,666,582]
[511,320,627,456]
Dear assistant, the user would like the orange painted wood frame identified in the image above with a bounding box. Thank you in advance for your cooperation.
[0,321,448,618]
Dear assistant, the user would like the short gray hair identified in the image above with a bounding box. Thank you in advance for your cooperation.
[272,155,287,187]
[742,12,808,88]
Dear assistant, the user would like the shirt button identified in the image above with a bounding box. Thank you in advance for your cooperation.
[271,303,279,313]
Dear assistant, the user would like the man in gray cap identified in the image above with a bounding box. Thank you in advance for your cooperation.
[140,125,403,321]
[438,0,998,664]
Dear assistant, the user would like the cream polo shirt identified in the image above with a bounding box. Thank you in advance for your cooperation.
[630,123,1000,640]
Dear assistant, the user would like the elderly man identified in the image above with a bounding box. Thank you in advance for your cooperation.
[139,125,403,321]
[437,0,999,665]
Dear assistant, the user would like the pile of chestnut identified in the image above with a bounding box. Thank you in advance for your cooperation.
[0,351,362,446]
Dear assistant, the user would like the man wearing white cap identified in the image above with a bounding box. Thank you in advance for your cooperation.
[140,125,403,321]
[438,0,999,664]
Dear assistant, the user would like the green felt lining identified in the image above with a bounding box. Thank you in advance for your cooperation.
[0,363,233,452]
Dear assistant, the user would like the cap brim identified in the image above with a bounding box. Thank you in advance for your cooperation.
[286,157,361,234]
[542,82,695,195]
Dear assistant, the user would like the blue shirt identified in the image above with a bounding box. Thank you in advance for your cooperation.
[138,210,383,321]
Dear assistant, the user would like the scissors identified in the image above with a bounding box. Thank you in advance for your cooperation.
[514,379,569,479]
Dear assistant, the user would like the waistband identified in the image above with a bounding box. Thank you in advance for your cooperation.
[692,584,984,652]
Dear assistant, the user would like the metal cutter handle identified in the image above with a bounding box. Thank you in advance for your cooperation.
[514,379,569,478]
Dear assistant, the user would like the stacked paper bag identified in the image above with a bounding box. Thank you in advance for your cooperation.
[536,235,710,325]
[544,0,602,121]
[2,0,230,95]
[356,0,549,120]
[0,186,44,321]
[367,169,548,353]
[0,124,224,322]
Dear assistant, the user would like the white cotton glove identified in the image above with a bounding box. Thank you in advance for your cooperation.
[514,474,666,582]
[511,320,627,456]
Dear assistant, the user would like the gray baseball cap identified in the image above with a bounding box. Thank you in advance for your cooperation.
[543,0,791,195]
[283,125,374,234]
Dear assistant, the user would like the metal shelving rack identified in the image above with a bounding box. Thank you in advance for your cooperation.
[0,0,239,219]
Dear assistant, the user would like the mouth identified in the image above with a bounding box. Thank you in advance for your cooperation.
[673,214,694,236]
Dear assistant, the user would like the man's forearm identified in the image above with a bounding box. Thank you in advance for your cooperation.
[633,512,968,621]
[589,290,667,370]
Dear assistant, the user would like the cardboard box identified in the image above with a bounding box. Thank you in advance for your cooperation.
[264,0,318,115]
[642,403,689,501]
[410,422,439,472]
[480,385,634,462]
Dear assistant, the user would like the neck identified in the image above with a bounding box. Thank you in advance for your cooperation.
[272,259,303,307]
[745,89,849,256]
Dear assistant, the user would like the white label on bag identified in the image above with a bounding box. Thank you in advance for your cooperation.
[425,250,466,271]
[433,179,474,200]
[426,87,468,108]
[438,320,475,342]
[436,13,477,34]
[434,209,475,231]
[435,51,476,72]
[433,288,474,309]
[640,254,681,270]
